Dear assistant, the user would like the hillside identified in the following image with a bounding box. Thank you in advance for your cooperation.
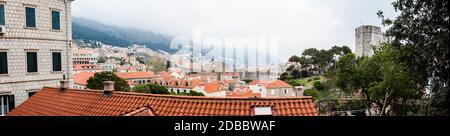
[72,17,177,53]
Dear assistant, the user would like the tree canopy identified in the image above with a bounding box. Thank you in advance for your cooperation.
[378,0,448,115]
[86,71,130,92]
[132,84,169,94]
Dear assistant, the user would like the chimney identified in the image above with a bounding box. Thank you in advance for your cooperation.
[103,81,115,97]
[60,80,70,92]
[59,75,69,92]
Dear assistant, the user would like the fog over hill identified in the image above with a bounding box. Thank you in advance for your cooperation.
[72,17,177,53]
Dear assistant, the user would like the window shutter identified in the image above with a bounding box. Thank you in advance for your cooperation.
[52,11,60,30]
[27,52,38,73]
[0,52,7,74]
[26,7,36,27]
[0,5,5,25]
[8,95,15,111]
[52,52,62,71]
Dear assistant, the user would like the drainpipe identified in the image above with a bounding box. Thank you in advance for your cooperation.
[64,0,71,83]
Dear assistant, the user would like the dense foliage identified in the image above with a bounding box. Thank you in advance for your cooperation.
[86,71,130,92]
[132,84,169,94]
[378,0,448,115]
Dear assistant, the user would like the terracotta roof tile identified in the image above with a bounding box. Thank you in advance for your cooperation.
[8,87,318,116]
[249,80,293,88]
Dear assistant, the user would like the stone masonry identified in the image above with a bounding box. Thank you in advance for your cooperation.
[0,0,74,107]
[355,25,387,57]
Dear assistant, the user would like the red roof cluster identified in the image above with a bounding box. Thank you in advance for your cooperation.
[151,79,202,89]
[7,87,318,116]
[73,72,156,85]
[249,80,293,89]
[227,87,261,98]
[115,71,155,79]
[203,83,223,93]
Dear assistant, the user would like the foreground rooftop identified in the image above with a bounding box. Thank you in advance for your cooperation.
[7,87,318,116]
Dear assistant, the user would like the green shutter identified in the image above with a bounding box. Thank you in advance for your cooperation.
[0,52,7,74]
[8,95,15,111]
[0,5,5,26]
[52,52,62,71]
[27,52,37,73]
[25,7,35,28]
[52,11,60,30]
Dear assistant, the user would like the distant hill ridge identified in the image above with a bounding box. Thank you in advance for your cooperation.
[72,17,177,53]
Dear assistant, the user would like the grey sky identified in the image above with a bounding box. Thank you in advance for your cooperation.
[72,0,397,60]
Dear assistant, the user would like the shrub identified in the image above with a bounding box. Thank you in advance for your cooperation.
[304,89,320,100]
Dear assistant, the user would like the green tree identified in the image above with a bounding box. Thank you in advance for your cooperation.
[304,89,321,100]
[147,56,167,73]
[378,0,448,116]
[132,84,169,94]
[288,55,302,63]
[335,44,423,116]
[86,71,130,92]
[313,81,325,91]
[335,53,381,115]
[367,45,422,116]
[188,91,205,96]
[97,56,106,63]
[136,57,145,64]
[178,91,205,96]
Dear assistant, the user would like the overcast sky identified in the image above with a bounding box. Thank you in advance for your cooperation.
[72,0,397,60]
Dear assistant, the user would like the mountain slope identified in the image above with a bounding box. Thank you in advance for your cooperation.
[72,17,177,53]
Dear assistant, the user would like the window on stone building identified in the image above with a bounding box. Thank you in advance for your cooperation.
[0,94,15,116]
[0,52,7,74]
[0,4,5,26]
[52,52,62,72]
[284,89,288,94]
[27,52,38,73]
[25,7,36,28]
[28,91,38,98]
[51,11,60,30]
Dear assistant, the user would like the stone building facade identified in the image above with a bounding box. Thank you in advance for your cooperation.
[0,0,74,115]
[355,25,387,57]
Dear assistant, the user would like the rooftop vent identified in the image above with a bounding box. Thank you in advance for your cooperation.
[59,80,70,92]
[59,75,69,92]
[103,81,114,97]
[254,107,273,116]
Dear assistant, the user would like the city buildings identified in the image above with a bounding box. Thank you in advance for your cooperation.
[248,80,296,97]
[71,46,98,65]
[0,0,74,115]
[73,71,156,90]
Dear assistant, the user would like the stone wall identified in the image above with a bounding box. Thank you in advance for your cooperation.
[0,0,73,107]
[355,25,385,57]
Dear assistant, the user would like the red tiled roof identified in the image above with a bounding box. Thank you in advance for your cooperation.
[74,72,155,85]
[152,79,202,89]
[227,87,261,98]
[73,72,95,85]
[203,83,222,93]
[7,87,318,116]
[123,107,156,116]
[249,80,293,89]
[115,72,155,79]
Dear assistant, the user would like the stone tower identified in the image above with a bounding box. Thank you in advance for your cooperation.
[355,25,386,57]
